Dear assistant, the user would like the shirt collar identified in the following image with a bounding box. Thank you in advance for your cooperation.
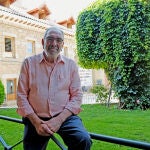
[38,51,65,64]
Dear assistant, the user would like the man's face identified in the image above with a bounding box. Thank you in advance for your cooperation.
[42,30,64,57]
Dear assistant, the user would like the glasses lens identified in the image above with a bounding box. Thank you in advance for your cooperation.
[47,37,63,43]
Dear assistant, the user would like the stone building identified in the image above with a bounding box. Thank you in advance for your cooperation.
[0,0,77,105]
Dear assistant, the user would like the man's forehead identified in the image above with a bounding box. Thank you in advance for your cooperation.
[48,30,60,34]
[47,30,63,37]
[44,27,64,39]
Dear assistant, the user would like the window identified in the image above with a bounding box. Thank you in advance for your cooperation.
[4,36,15,58]
[5,37,12,52]
[26,40,35,55]
[7,80,14,94]
[6,79,17,100]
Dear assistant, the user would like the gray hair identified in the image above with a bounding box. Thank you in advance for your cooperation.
[44,27,64,39]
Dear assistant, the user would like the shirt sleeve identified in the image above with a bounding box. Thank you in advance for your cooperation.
[17,59,34,117]
[65,61,83,115]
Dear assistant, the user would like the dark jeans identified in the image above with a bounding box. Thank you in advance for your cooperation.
[23,115,92,150]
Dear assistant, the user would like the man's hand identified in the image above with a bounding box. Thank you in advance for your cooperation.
[35,122,54,136]
[27,113,54,136]
[45,109,73,133]
[27,109,72,136]
[44,116,63,133]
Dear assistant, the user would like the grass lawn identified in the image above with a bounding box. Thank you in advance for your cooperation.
[0,104,150,150]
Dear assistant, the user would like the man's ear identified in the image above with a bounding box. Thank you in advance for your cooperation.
[42,39,44,49]
[61,41,64,48]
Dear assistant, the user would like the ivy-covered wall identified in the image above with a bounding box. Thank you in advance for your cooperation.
[76,0,150,109]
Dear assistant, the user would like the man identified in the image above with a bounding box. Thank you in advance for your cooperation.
[17,26,92,150]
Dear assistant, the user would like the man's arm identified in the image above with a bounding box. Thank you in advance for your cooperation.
[17,59,52,136]
[17,59,34,117]
[27,113,42,127]
[64,61,83,115]
[57,108,73,123]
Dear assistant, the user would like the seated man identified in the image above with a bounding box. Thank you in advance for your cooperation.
[17,26,92,150]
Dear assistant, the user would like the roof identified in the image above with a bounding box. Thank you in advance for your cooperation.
[57,16,76,25]
[0,0,16,6]
[28,4,51,17]
[0,4,75,36]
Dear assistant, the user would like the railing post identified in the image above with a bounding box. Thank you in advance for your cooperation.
[0,136,12,150]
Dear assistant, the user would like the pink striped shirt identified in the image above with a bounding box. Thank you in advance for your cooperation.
[17,52,83,118]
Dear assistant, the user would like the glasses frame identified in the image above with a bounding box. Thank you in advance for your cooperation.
[46,37,64,44]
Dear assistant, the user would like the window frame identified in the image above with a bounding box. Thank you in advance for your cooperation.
[4,36,15,58]
[26,40,35,56]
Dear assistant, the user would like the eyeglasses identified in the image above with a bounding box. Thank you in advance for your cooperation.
[46,37,63,44]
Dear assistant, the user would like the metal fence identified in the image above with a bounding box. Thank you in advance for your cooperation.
[0,115,150,150]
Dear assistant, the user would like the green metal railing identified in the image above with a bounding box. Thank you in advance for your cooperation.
[0,115,67,150]
[0,115,150,150]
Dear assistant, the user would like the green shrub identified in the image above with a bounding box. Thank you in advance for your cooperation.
[0,80,5,105]
[76,0,150,109]
[90,84,108,104]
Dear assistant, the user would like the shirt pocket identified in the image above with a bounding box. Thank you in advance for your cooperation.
[57,72,70,90]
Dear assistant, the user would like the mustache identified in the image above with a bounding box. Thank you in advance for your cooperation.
[48,45,58,50]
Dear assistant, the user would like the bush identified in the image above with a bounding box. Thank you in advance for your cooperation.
[76,0,150,109]
[90,84,108,104]
[0,80,5,105]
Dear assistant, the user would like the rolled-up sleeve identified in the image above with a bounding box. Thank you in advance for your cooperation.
[17,59,34,117]
[65,61,83,115]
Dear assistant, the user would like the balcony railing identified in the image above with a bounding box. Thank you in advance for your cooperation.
[0,115,150,150]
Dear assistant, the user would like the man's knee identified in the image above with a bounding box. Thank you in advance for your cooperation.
[70,132,92,150]
[80,133,92,147]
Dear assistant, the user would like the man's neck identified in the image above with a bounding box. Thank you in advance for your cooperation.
[43,51,58,64]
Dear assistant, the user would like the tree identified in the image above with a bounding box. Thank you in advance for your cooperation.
[0,80,5,105]
[76,0,150,109]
